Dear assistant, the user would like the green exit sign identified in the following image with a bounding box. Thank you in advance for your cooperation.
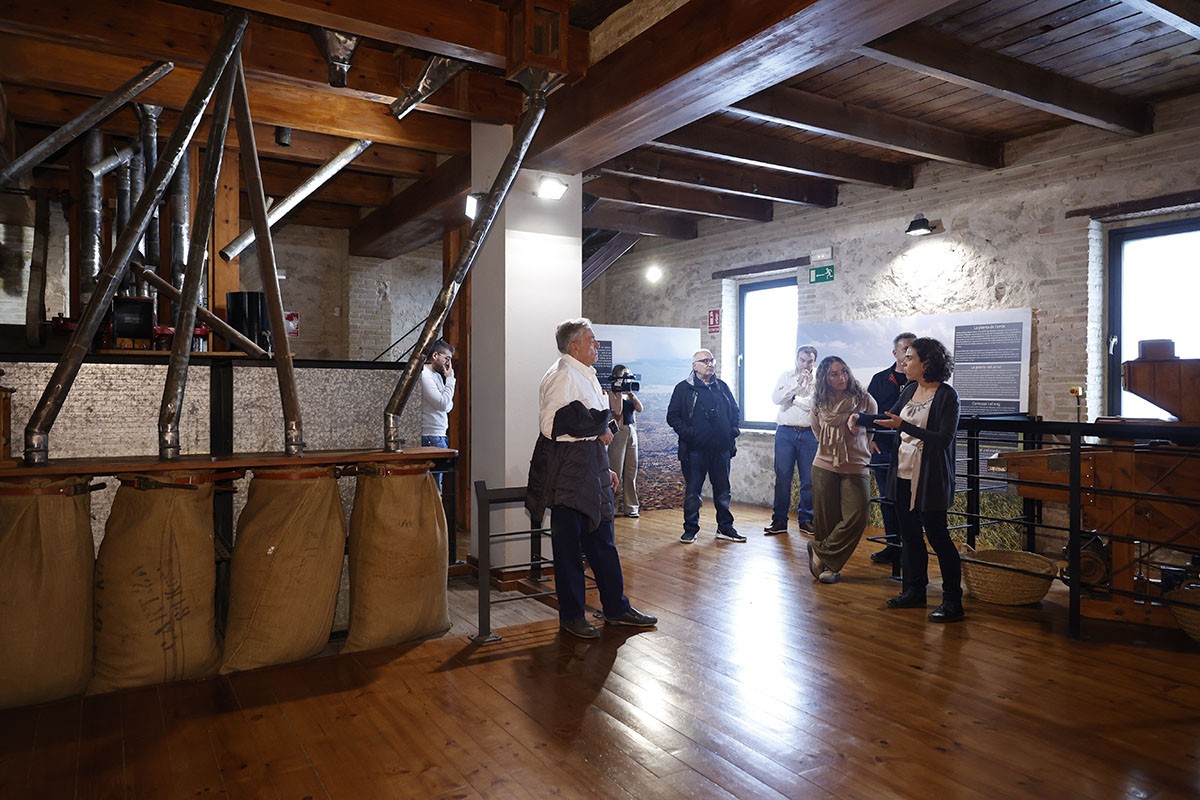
[809,265,835,284]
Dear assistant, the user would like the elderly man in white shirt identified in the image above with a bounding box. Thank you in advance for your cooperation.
[765,345,819,535]
[419,338,456,490]
[534,318,657,640]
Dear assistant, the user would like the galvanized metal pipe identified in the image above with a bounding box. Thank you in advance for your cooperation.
[79,129,103,304]
[159,62,239,460]
[24,12,248,466]
[0,61,173,189]
[86,144,138,179]
[25,189,50,347]
[218,138,372,261]
[382,71,551,452]
[168,150,191,301]
[115,162,133,296]
[129,151,146,294]
[137,106,162,295]
[131,263,266,357]
[230,56,304,456]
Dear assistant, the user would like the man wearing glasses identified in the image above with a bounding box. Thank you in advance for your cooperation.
[420,338,456,490]
[766,345,818,536]
[666,349,744,543]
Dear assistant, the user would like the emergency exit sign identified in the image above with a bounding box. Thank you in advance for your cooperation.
[809,265,835,284]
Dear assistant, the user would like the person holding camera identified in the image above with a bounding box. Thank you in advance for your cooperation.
[607,364,644,518]
[666,349,743,544]
[420,338,456,490]
[766,345,818,535]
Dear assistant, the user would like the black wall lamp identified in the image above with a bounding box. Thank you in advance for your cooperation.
[905,213,934,236]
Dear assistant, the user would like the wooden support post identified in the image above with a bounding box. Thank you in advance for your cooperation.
[443,222,471,542]
[210,150,240,350]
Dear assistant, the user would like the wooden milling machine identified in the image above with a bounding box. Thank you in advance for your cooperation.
[995,340,1200,630]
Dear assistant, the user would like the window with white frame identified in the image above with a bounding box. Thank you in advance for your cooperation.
[1107,218,1200,418]
[739,277,798,427]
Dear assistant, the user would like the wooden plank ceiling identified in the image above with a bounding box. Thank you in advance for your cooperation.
[3,0,1200,275]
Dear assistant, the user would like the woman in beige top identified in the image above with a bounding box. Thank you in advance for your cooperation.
[806,357,877,584]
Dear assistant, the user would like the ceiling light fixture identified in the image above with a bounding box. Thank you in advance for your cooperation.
[905,213,934,236]
[533,175,569,200]
[646,265,663,283]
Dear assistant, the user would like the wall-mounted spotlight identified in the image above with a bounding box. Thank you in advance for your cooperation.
[905,213,934,236]
[533,175,569,200]
[464,192,486,220]
[645,265,663,283]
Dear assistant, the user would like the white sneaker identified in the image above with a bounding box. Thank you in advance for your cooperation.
[818,569,841,584]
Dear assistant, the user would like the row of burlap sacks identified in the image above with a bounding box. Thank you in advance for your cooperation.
[0,464,450,710]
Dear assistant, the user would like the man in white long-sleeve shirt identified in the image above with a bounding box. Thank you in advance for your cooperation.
[420,339,456,489]
[765,345,818,535]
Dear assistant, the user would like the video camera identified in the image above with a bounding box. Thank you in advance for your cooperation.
[611,373,641,393]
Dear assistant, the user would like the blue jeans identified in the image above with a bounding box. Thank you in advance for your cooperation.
[682,448,734,535]
[421,434,448,490]
[772,425,817,525]
[550,507,630,622]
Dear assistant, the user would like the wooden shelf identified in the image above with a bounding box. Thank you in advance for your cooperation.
[0,447,457,478]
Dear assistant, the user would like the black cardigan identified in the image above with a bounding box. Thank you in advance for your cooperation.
[881,382,960,512]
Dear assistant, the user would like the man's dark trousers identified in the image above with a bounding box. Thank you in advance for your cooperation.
[550,506,630,621]
[682,448,734,536]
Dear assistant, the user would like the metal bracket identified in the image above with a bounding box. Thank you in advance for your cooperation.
[311,28,361,88]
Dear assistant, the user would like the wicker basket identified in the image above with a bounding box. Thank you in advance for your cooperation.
[1165,587,1200,644]
[960,547,1058,606]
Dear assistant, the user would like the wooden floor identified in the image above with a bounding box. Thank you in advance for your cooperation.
[3,503,1200,799]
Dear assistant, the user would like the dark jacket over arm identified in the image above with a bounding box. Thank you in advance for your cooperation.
[877,382,960,511]
[525,401,614,530]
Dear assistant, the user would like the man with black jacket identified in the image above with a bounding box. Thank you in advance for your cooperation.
[866,332,918,563]
[666,349,743,544]
[527,318,657,640]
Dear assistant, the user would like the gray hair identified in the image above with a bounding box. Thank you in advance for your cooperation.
[894,331,917,347]
[555,317,593,354]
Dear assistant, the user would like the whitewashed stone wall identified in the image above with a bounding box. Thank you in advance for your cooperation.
[584,94,1200,508]
[0,201,71,326]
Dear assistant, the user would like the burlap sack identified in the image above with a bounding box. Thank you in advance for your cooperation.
[221,467,345,673]
[0,476,95,709]
[343,466,450,652]
[89,472,220,694]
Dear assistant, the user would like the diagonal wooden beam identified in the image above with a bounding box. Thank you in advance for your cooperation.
[10,90,435,178]
[349,155,470,258]
[585,174,773,221]
[527,0,959,173]
[598,147,837,206]
[582,233,640,288]
[582,206,699,239]
[0,34,469,153]
[856,26,1153,136]
[730,85,1004,169]
[657,121,913,188]
[1119,0,1200,40]
[0,0,523,125]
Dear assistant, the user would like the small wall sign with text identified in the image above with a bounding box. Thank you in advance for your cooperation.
[708,309,721,333]
[809,265,835,284]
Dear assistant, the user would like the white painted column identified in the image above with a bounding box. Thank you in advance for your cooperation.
[469,121,582,560]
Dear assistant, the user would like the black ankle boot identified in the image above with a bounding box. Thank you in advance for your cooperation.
[928,600,965,623]
[886,590,927,609]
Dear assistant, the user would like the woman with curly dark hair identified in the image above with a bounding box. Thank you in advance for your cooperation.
[857,337,964,622]
[806,357,877,584]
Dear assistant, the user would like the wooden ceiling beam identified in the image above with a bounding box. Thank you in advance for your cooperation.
[730,85,1004,169]
[8,90,435,178]
[0,0,522,125]
[582,232,640,288]
[0,34,469,153]
[349,155,470,258]
[584,173,773,221]
[225,0,510,68]
[598,147,838,206]
[582,206,699,239]
[1118,0,1200,40]
[856,26,1153,136]
[527,0,959,174]
[657,121,913,188]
